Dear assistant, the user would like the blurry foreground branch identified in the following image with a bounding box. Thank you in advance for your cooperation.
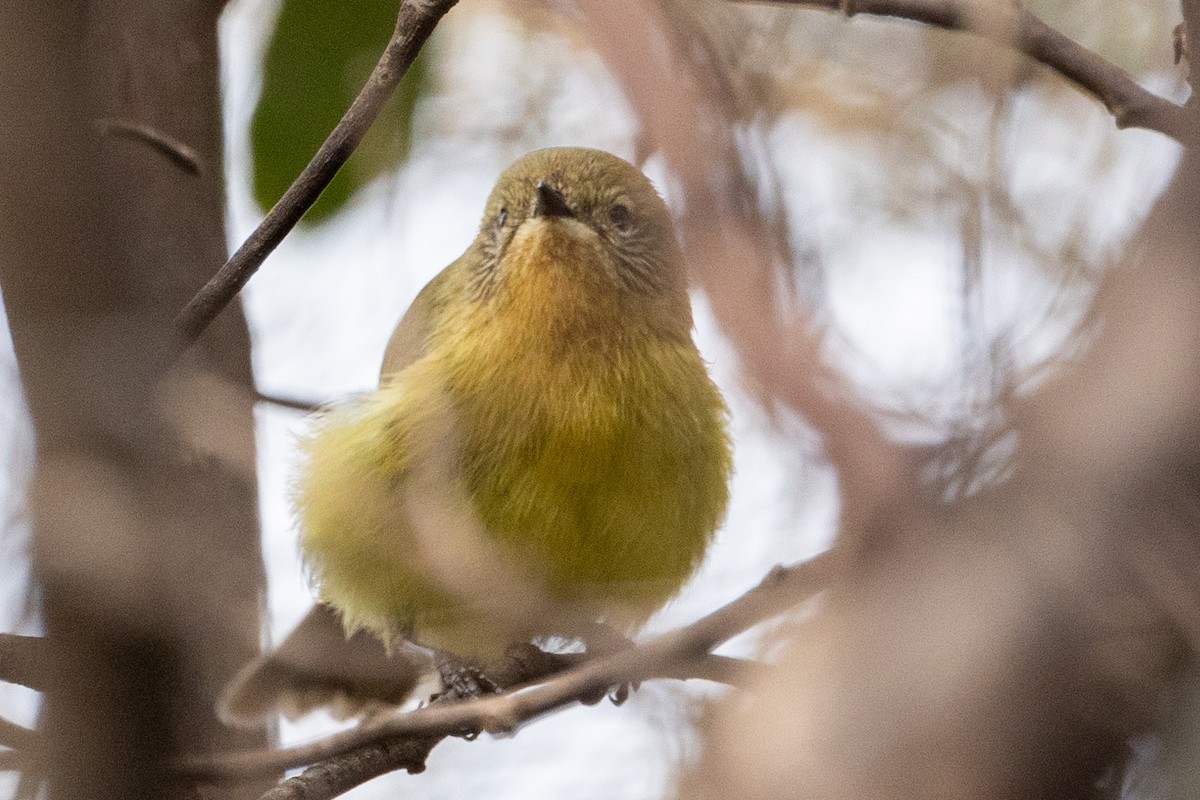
[734,0,1188,141]
[174,0,458,348]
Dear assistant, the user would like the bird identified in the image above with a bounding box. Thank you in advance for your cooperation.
[220,147,732,726]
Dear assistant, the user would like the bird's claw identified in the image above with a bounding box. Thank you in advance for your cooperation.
[434,655,501,703]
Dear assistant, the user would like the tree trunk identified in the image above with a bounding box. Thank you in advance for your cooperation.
[0,2,270,798]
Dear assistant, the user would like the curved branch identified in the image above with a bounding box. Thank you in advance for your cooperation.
[734,0,1188,142]
[95,118,202,174]
[173,0,459,349]
[174,557,826,787]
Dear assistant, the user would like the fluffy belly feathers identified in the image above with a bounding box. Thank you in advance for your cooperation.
[296,334,730,656]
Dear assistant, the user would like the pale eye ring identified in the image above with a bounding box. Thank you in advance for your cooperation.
[609,203,632,232]
[498,207,508,228]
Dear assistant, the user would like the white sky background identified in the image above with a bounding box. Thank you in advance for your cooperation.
[0,1,1187,799]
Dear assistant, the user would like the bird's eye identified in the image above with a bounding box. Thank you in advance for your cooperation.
[609,203,632,232]
[498,207,508,228]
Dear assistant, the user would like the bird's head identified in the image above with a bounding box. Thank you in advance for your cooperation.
[466,147,691,335]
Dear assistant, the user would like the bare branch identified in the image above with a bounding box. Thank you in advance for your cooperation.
[733,0,1188,141]
[174,557,826,787]
[173,0,459,348]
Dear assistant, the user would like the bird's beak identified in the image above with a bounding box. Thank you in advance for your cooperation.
[532,181,573,218]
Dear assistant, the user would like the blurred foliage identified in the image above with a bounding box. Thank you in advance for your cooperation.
[252,0,431,223]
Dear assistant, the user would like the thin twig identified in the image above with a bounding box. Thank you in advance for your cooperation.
[732,0,1188,141]
[175,556,825,785]
[95,118,202,174]
[254,391,323,414]
[0,634,48,692]
[174,0,459,348]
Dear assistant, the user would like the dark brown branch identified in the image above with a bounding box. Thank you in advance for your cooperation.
[174,557,825,787]
[174,0,459,348]
[0,634,48,692]
[733,0,1188,141]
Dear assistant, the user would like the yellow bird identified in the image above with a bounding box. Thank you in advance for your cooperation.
[221,147,732,724]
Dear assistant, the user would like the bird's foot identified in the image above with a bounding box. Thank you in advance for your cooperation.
[433,655,501,701]
[431,653,504,739]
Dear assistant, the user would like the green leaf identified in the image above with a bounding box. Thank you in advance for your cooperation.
[251,0,430,224]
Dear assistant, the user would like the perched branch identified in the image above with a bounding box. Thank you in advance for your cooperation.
[0,634,48,692]
[175,556,826,787]
[174,0,459,348]
[257,736,439,800]
[733,0,1188,141]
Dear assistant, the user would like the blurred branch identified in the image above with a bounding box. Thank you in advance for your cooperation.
[175,556,826,789]
[732,0,1189,141]
[0,634,48,691]
[174,0,459,348]
[690,69,1200,800]
[0,716,36,752]
[577,0,911,550]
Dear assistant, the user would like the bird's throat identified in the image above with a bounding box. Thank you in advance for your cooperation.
[493,219,627,344]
